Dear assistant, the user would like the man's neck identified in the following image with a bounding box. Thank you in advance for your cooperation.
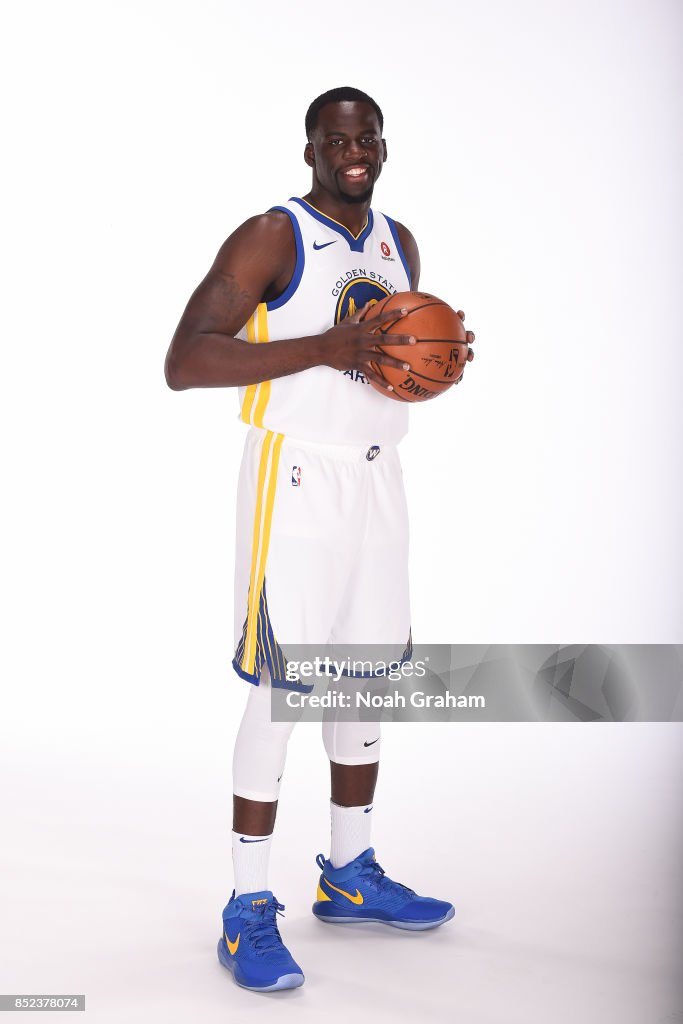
[301,189,372,237]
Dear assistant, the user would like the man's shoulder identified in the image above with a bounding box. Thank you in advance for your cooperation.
[213,208,297,272]
[232,207,295,242]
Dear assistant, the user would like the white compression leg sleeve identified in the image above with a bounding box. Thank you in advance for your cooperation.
[321,719,381,765]
[232,675,298,802]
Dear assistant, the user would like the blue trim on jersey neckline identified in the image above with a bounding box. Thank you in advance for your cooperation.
[383,215,412,288]
[266,206,305,310]
[290,197,375,253]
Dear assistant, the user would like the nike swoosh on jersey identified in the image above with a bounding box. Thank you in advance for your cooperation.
[225,930,240,955]
[321,878,364,905]
[363,738,379,747]
[312,239,337,250]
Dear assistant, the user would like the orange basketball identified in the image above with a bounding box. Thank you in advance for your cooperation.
[360,291,474,402]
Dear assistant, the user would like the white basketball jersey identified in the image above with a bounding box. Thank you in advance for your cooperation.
[236,197,412,445]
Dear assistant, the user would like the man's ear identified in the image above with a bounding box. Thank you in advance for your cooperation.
[382,139,388,162]
[304,141,314,168]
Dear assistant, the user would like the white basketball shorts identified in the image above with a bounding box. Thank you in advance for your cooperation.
[232,427,411,689]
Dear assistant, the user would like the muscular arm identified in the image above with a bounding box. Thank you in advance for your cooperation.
[165,211,418,392]
[165,212,326,390]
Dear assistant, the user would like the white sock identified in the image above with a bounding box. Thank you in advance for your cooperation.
[232,831,273,897]
[330,801,373,868]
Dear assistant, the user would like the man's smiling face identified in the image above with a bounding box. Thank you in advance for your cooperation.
[305,101,387,205]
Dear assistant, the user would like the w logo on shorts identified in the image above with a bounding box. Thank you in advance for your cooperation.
[291,466,301,487]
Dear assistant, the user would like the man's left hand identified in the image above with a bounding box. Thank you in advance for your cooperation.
[456,310,475,382]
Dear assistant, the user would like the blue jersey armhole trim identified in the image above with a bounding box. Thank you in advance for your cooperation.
[384,215,412,288]
[265,206,305,310]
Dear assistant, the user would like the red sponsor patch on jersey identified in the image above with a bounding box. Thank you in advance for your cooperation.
[381,241,391,257]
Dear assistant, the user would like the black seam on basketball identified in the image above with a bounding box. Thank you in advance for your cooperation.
[363,299,443,320]
[360,299,446,331]
[392,300,447,314]
[359,296,391,322]
[371,301,449,334]
[396,370,458,386]
[377,338,464,347]
[373,370,446,396]
[370,362,410,400]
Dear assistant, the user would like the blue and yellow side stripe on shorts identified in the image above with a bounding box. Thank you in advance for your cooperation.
[233,428,285,685]
[232,429,312,691]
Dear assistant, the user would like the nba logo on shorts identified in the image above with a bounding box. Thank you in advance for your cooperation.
[291,466,301,487]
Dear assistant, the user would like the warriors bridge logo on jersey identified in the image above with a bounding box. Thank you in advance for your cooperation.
[331,270,400,385]
[332,270,398,324]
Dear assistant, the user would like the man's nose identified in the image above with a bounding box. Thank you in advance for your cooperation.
[345,138,366,160]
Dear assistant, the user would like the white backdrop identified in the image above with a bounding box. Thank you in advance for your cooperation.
[1,1,682,1022]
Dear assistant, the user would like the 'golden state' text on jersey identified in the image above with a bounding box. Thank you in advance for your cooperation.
[236,197,413,446]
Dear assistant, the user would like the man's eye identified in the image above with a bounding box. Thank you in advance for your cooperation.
[329,139,343,146]
[361,137,377,145]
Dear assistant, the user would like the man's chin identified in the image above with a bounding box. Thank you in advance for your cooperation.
[339,187,374,205]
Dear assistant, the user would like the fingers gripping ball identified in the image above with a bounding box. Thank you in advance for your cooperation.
[360,291,475,402]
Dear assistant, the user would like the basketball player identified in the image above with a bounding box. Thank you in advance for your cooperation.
[165,87,475,992]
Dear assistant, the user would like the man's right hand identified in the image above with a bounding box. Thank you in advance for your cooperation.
[321,303,417,393]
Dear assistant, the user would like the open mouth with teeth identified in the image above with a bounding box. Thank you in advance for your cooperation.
[341,165,372,181]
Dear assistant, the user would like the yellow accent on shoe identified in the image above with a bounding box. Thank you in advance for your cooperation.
[225,931,240,955]
[316,883,332,902]
[322,878,364,905]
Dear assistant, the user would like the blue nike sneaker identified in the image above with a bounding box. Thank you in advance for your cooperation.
[217,890,304,991]
[312,848,455,930]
